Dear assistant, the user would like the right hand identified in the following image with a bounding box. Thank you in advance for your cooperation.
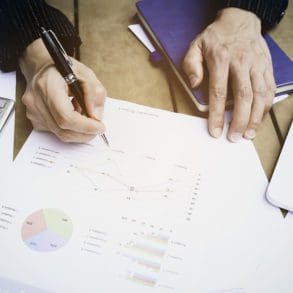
[183,8,276,142]
[19,38,106,143]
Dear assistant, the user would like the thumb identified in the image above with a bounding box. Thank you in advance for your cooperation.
[183,37,204,88]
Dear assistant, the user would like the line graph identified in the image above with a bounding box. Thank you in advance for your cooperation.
[68,162,177,197]
[29,145,202,222]
[65,151,197,203]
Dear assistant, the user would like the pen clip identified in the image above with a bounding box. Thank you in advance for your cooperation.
[48,30,73,67]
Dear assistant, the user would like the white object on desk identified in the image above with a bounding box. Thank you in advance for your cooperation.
[0,97,284,292]
[0,97,15,132]
[273,93,289,104]
[128,24,155,53]
[250,211,293,292]
[0,70,16,173]
[266,120,293,211]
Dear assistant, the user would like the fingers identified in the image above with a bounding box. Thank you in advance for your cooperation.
[182,19,275,142]
[228,65,253,142]
[40,71,105,135]
[244,70,266,139]
[34,119,97,143]
[228,65,275,142]
[53,127,98,143]
[74,62,106,121]
[28,93,98,143]
[206,48,229,138]
[72,97,82,113]
[183,38,204,88]
[243,68,275,139]
[263,69,276,109]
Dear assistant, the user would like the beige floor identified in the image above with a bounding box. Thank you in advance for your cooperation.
[15,0,293,179]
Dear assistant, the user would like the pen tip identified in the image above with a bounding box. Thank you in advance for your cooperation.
[101,134,110,147]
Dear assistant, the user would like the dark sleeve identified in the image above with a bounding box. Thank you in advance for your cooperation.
[0,0,81,72]
[220,0,289,30]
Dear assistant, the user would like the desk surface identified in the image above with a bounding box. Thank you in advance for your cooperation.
[14,0,293,178]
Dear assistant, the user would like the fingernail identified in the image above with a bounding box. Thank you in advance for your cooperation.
[229,132,242,143]
[212,127,222,138]
[189,74,198,88]
[245,129,256,139]
[93,107,104,120]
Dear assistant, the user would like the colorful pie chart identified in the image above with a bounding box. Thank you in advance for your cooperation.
[21,208,73,252]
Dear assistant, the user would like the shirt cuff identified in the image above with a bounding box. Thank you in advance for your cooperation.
[220,0,288,30]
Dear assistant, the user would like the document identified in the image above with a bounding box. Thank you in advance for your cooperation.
[0,98,285,292]
[0,70,16,173]
[249,213,293,292]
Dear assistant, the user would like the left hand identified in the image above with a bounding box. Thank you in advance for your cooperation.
[183,8,276,142]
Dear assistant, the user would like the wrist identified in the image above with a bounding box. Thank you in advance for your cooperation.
[19,38,54,81]
[216,7,261,34]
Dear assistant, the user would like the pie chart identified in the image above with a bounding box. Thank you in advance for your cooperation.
[21,208,73,252]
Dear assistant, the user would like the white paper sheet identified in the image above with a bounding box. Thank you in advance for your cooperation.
[249,212,293,292]
[273,94,289,105]
[128,24,156,53]
[0,98,285,292]
[0,70,16,174]
[266,121,293,211]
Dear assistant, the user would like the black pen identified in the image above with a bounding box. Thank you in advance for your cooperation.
[40,27,109,146]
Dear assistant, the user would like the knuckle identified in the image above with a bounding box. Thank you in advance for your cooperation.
[22,93,32,106]
[236,49,248,64]
[35,76,46,90]
[209,86,226,101]
[250,69,262,76]
[56,113,72,129]
[25,110,34,121]
[235,87,253,102]
[95,85,107,99]
[216,46,229,62]
[183,56,193,71]
[56,130,72,143]
[189,37,201,49]
[253,86,266,96]
[249,119,261,129]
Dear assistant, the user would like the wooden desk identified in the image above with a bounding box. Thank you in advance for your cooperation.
[15,0,293,179]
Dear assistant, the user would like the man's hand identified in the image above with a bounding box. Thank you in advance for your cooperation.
[19,38,106,143]
[183,8,276,142]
